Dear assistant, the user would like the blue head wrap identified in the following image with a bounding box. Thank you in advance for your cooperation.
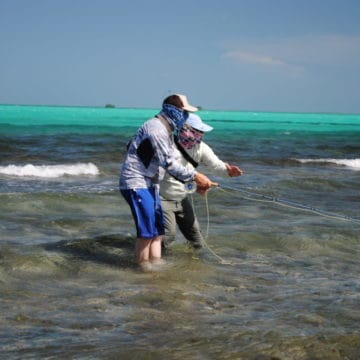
[161,104,189,131]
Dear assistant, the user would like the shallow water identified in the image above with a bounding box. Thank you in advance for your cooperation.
[0,105,359,359]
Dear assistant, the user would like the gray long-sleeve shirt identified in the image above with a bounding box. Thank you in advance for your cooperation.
[119,116,195,189]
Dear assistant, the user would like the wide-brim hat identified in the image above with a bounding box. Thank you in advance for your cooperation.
[163,94,198,112]
[186,113,213,132]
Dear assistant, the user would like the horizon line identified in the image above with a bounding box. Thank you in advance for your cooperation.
[0,102,359,116]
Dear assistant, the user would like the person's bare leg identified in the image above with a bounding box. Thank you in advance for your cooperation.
[135,238,151,264]
[150,235,162,263]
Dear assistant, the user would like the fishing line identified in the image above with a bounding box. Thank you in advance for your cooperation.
[190,183,359,265]
[190,192,234,265]
[203,192,234,265]
[218,185,360,225]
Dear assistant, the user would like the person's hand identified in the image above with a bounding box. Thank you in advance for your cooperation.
[196,186,208,195]
[194,172,218,195]
[226,164,243,177]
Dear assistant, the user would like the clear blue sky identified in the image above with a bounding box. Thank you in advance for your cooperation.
[1,0,360,113]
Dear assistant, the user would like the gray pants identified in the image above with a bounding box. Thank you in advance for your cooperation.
[161,196,203,248]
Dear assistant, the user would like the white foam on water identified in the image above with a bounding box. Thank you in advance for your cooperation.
[0,163,100,178]
[295,158,360,170]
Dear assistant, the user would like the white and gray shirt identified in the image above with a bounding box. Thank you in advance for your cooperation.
[120,116,195,189]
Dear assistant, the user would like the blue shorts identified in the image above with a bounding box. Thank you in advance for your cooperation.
[120,187,165,239]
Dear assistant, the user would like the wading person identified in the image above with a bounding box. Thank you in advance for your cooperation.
[120,94,217,271]
[160,113,243,250]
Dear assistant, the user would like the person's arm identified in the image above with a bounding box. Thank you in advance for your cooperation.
[199,142,244,177]
[151,128,195,182]
[150,126,217,190]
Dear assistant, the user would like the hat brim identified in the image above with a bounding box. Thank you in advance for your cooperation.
[193,123,213,132]
[175,94,198,112]
[182,104,199,112]
[186,113,213,132]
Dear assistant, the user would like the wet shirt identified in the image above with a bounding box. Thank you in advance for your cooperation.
[120,116,195,189]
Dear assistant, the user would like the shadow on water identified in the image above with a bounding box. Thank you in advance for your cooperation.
[42,233,138,270]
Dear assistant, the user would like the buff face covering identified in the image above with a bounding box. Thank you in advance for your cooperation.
[161,104,189,131]
[178,127,203,149]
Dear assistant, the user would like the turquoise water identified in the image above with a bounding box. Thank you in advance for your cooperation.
[1,104,359,131]
[0,105,359,359]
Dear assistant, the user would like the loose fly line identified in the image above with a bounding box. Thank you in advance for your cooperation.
[218,185,360,225]
[191,184,360,265]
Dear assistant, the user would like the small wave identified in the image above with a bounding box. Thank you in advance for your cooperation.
[0,163,99,178]
[295,158,360,170]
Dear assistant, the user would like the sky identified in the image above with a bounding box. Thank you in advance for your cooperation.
[1,0,360,113]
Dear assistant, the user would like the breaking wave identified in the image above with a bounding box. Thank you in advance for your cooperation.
[0,163,100,178]
[295,158,360,170]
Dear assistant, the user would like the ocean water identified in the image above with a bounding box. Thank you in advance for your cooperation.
[0,104,359,359]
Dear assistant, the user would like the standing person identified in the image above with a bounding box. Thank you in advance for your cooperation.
[120,94,218,270]
[160,113,243,249]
